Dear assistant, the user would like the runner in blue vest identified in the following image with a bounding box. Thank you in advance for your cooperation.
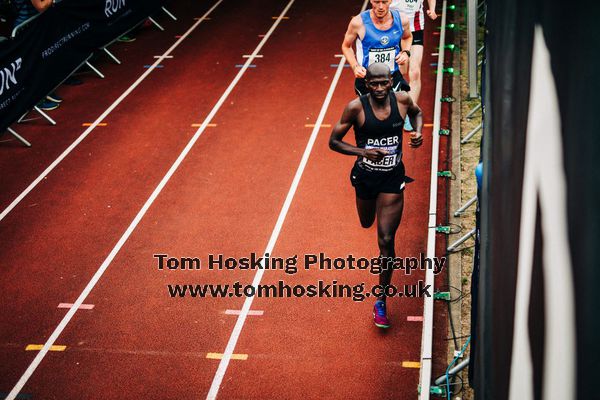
[341,0,413,98]
[329,63,423,329]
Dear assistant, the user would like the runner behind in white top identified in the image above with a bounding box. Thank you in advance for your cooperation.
[390,0,437,131]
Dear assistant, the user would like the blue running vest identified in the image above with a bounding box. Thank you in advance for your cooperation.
[356,9,404,73]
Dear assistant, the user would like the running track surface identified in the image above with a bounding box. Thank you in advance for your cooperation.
[0,1,453,398]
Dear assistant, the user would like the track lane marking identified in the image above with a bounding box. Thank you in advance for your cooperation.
[0,0,225,223]
[25,345,66,352]
[4,1,293,398]
[224,310,264,316]
[205,2,370,399]
[206,353,248,361]
[57,303,94,310]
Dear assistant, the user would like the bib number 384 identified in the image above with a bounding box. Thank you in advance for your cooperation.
[368,48,395,71]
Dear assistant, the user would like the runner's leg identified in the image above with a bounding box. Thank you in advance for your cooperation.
[375,191,404,301]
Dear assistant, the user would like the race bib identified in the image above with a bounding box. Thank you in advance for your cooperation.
[362,145,398,170]
[394,0,420,12]
[368,47,395,71]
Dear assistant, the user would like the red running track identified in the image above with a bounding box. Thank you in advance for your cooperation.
[0,0,452,398]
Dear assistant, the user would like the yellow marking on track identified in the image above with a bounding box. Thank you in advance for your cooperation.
[402,361,421,369]
[305,124,331,128]
[191,123,217,127]
[26,344,66,351]
[82,123,107,127]
[206,353,248,360]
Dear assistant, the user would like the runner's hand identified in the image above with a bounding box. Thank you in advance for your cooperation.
[363,148,388,161]
[427,9,438,20]
[353,64,367,78]
[410,132,423,148]
[396,52,409,66]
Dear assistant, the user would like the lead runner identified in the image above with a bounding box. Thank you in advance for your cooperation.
[329,63,423,329]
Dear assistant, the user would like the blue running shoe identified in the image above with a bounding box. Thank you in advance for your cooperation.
[404,116,414,132]
[37,99,59,111]
[46,92,62,103]
[373,300,390,328]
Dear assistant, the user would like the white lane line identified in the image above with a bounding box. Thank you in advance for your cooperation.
[0,0,225,223]
[224,310,264,316]
[205,2,370,399]
[4,2,293,398]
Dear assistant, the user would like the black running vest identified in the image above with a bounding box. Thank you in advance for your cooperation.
[354,92,404,172]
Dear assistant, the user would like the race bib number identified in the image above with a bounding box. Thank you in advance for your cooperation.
[368,47,395,71]
[363,145,398,170]
[394,0,420,12]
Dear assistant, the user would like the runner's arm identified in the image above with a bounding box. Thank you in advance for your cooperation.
[398,93,423,147]
[427,0,438,20]
[342,16,367,78]
[396,15,413,65]
[329,100,386,161]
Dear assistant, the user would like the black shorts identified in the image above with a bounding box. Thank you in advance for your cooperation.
[350,162,406,200]
[412,30,424,46]
[354,69,410,96]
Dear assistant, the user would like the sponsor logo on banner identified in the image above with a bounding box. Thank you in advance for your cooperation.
[105,0,127,18]
[0,57,22,96]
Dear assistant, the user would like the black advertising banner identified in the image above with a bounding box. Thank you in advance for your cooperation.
[0,0,163,133]
[474,0,600,399]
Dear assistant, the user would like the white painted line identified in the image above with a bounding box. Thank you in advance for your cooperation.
[4,1,296,398]
[0,0,225,223]
[334,54,344,58]
[243,55,263,58]
[154,55,174,59]
[224,310,264,316]
[419,2,449,399]
[205,2,370,399]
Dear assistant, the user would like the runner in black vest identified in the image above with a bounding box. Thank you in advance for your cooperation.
[329,63,423,329]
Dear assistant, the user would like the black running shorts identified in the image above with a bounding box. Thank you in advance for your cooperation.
[350,162,406,200]
[412,30,424,46]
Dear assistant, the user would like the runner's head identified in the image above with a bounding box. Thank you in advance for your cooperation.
[365,63,392,100]
[370,0,391,19]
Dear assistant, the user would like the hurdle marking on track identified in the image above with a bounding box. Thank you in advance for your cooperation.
[236,64,256,68]
[424,123,434,127]
[194,17,211,20]
[402,361,421,369]
[191,123,217,128]
[206,353,248,360]
[82,122,107,127]
[225,310,264,316]
[272,16,289,19]
[154,55,174,59]
[331,64,350,68]
[305,123,331,128]
[243,54,263,58]
[25,345,66,352]
[57,303,95,310]
[144,65,164,69]
[407,316,424,322]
